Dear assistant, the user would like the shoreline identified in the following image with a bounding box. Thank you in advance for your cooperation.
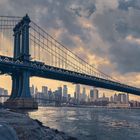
[37,105,140,109]
[0,109,77,140]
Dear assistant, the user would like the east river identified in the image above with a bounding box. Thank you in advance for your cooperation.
[29,107,140,140]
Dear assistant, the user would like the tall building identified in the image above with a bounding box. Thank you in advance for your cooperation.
[0,88,4,103]
[63,85,68,101]
[110,96,114,102]
[55,87,62,106]
[89,87,98,102]
[118,93,122,103]
[35,87,38,96]
[75,84,80,102]
[30,85,35,97]
[57,87,62,101]
[3,89,8,103]
[114,93,118,102]
[42,86,48,98]
[126,93,129,103]
[48,89,53,100]
[90,89,94,102]
[81,87,86,102]
[74,92,76,100]
[93,88,99,101]
[113,93,129,104]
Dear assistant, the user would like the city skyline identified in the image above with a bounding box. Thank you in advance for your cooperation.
[0,82,139,102]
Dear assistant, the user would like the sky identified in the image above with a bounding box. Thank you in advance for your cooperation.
[0,0,140,100]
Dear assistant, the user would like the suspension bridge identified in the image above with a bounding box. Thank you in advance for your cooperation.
[0,14,140,109]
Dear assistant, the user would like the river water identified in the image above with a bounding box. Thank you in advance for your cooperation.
[29,107,140,140]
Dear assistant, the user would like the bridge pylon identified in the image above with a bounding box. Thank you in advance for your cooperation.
[4,15,38,109]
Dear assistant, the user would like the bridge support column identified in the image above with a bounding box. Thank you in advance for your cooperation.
[9,73,19,99]
[13,71,38,109]
[5,72,38,109]
[4,14,38,109]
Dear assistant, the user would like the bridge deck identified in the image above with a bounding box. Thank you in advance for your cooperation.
[0,55,140,96]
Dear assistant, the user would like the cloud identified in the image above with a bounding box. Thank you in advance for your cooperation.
[110,40,140,73]
[118,0,140,11]
[93,1,140,74]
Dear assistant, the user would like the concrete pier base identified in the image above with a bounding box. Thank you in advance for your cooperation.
[4,99,38,109]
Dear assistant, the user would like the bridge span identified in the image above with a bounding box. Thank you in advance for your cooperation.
[0,15,140,109]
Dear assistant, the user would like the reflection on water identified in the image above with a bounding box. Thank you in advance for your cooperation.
[29,107,140,140]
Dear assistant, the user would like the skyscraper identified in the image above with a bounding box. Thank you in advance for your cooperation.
[89,87,99,102]
[63,85,68,97]
[0,88,4,103]
[55,87,62,106]
[48,89,53,100]
[93,88,99,101]
[30,85,35,97]
[57,87,62,101]
[63,85,68,102]
[126,93,129,103]
[110,96,114,102]
[114,93,118,102]
[90,89,94,102]
[75,84,80,102]
[3,89,8,102]
[35,87,38,96]
[81,87,86,102]
[118,93,122,103]
[42,86,48,98]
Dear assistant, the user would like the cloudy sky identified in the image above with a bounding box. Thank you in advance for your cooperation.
[0,0,140,100]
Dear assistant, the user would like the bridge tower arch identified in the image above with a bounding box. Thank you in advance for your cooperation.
[4,15,38,109]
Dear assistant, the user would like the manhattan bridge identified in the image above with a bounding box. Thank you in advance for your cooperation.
[0,15,140,109]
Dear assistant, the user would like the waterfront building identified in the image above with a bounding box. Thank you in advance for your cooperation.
[110,96,114,102]
[81,87,86,102]
[35,92,43,104]
[0,88,4,103]
[116,93,129,104]
[93,88,99,101]
[30,85,35,98]
[114,93,118,102]
[90,89,94,102]
[74,92,76,100]
[63,85,68,102]
[117,93,121,103]
[3,89,8,102]
[121,94,127,103]
[42,86,48,98]
[96,93,109,106]
[55,87,62,101]
[35,87,38,96]
[0,88,4,95]
[75,84,80,102]
[129,100,140,108]
[54,87,62,106]
[89,87,99,102]
[48,89,53,100]
[67,94,71,101]
[126,93,129,103]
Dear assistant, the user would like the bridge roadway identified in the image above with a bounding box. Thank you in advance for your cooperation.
[0,55,140,96]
